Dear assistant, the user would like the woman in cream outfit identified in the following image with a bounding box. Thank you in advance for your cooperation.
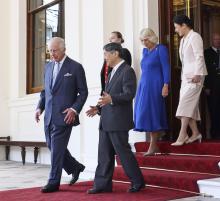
[172,15,207,146]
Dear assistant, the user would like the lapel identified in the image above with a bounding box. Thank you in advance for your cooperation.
[105,62,125,92]
[179,39,184,61]
[183,31,193,52]
[52,57,69,93]
[179,30,194,62]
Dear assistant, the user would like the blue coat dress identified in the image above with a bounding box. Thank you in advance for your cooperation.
[134,44,170,132]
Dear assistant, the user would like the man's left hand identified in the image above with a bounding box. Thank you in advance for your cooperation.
[63,108,76,124]
[98,92,112,107]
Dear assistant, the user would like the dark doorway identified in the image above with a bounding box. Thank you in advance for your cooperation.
[159,0,220,140]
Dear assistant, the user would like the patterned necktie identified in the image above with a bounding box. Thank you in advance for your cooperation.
[52,62,60,87]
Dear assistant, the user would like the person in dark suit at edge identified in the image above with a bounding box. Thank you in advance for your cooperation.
[86,42,145,194]
[100,31,132,95]
[204,33,220,139]
[35,37,88,193]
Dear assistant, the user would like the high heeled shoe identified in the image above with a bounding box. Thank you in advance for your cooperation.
[143,147,160,156]
[186,134,202,144]
[171,136,189,146]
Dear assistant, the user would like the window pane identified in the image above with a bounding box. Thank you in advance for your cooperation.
[46,4,60,43]
[34,10,46,49]
[29,0,55,10]
[45,3,64,61]
[33,47,45,87]
[27,0,64,93]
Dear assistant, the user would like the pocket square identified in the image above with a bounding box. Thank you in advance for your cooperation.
[64,73,72,77]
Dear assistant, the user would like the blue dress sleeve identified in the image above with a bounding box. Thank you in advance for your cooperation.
[158,45,170,84]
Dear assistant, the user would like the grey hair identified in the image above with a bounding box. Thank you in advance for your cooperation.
[140,28,158,44]
[48,37,66,50]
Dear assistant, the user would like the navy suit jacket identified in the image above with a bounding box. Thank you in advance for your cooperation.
[37,56,88,127]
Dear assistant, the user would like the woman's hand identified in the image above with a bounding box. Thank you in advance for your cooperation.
[162,84,169,97]
[191,75,201,83]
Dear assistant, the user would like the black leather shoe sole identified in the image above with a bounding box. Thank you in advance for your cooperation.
[87,188,112,194]
[127,183,145,193]
[41,184,59,193]
[69,164,85,185]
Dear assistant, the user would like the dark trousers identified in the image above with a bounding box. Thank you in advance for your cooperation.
[207,86,220,139]
[45,123,82,185]
[93,130,144,190]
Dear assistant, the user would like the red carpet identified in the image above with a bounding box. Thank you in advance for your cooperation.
[111,141,220,193]
[0,181,194,201]
[113,166,217,192]
[134,141,220,155]
[2,141,219,200]
[116,153,220,174]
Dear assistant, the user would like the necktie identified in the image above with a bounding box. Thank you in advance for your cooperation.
[52,62,60,87]
[109,68,116,82]
[217,49,220,69]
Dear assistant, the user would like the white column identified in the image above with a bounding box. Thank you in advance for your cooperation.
[0,1,10,159]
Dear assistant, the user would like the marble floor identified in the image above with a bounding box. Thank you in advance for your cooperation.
[0,160,219,201]
[0,160,72,191]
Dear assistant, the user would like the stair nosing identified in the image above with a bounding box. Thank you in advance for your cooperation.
[138,152,220,158]
[112,179,212,196]
[116,165,220,176]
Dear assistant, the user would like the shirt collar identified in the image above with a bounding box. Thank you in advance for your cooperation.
[112,60,124,72]
[55,55,67,67]
[212,47,218,52]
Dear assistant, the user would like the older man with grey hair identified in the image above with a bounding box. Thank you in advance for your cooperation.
[35,37,88,193]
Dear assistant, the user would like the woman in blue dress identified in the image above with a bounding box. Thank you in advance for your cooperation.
[134,28,170,156]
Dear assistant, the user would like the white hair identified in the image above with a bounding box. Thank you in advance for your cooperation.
[140,28,158,44]
[48,37,66,50]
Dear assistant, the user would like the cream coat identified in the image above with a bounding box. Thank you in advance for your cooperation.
[176,30,207,120]
[179,30,207,81]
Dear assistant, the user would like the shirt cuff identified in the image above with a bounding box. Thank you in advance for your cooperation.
[70,108,78,115]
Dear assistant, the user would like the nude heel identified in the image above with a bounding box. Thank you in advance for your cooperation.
[186,134,202,144]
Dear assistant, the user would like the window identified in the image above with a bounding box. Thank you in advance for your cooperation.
[27,0,65,94]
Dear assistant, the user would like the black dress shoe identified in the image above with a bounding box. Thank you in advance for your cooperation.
[41,184,59,193]
[69,164,85,185]
[87,188,112,194]
[127,183,145,193]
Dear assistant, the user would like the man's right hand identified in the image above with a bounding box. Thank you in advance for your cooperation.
[86,106,98,117]
[35,109,42,123]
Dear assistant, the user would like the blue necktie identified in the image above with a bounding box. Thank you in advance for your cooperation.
[52,62,60,87]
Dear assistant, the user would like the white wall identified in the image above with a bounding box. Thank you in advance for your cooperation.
[0,1,10,159]
[0,0,159,178]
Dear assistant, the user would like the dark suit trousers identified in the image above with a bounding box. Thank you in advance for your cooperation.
[208,85,220,138]
[94,130,144,190]
[45,123,82,185]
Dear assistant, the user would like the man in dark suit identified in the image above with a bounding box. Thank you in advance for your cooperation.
[86,43,145,194]
[35,37,88,193]
[204,33,220,139]
[100,31,132,95]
